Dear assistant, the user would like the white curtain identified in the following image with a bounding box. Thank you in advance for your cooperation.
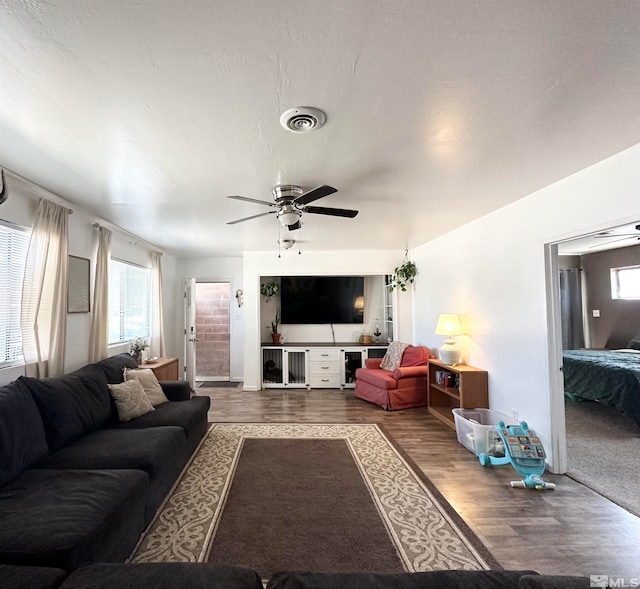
[150,251,166,357]
[21,199,69,377]
[89,226,112,362]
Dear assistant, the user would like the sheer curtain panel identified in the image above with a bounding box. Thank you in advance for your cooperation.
[150,251,166,357]
[89,226,112,362]
[20,199,69,377]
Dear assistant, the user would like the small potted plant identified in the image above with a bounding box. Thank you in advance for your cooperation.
[271,309,281,344]
[130,337,149,364]
[260,280,279,302]
[356,327,373,344]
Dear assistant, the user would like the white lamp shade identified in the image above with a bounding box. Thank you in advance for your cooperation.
[435,313,463,365]
[434,314,463,337]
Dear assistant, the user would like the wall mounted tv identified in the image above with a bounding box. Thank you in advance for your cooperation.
[280,276,364,324]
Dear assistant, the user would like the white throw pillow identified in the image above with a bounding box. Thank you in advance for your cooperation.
[108,380,155,422]
[124,368,169,406]
[379,341,409,371]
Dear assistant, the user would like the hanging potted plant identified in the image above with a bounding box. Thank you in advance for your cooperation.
[260,280,279,302]
[389,250,417,291]
[271,309,281,344]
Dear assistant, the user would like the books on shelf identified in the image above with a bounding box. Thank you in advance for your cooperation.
[434,370,460,388]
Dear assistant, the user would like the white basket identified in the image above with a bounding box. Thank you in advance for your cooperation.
[452,408,518,456]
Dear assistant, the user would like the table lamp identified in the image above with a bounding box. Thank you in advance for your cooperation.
[435,313,463,365]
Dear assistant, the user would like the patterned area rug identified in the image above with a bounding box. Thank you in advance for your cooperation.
[130,424,499,576]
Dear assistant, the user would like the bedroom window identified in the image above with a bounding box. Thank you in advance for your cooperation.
[610,265,640,300]
[108,258,151,345]
[0,220,30,366]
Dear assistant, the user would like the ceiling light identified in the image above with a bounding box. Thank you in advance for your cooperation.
[277,205,301,227]
[278,239,295,250]
[280,107,326,133]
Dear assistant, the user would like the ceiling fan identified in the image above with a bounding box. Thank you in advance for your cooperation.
[226,184,358,230]
[590,224,640,248]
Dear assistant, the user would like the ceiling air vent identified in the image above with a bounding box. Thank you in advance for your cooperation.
[280,107,326,133]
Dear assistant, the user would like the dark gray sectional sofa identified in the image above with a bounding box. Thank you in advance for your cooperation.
[0,353,210,572]
[0,562,592,589]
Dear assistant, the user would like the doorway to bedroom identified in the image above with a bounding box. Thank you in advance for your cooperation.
[550,221,640,517]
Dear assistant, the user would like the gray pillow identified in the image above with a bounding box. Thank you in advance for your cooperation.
[626,333,640,350]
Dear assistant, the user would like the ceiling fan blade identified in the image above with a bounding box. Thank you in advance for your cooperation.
[305,205,358,218]
[227,211,274,225]
[287,220,302,231]
[293,185,337,206]
[593,233,639,238]
[588,236,635,248]
[227,195,277,207]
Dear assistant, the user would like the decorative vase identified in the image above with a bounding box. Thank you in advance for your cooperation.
[362,335,373,344]
[132,351,141,364]
[271,333,282,344]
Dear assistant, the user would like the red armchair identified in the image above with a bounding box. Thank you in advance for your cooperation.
[354,345,432,410]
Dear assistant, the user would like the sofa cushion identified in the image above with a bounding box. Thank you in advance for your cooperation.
[124,368,169,406]
[20,368,111,452]
[0,468,148,570]
[108,380,155,422]
[0,379,48,487]
[34,426,185,484]
[354,367,397,390]
[107,395,210,442]
[62,563,264,589]
[0,563,67,589]
[93,353,138,384]
[519,574,590,588]
[266,570,540,589]
[400,346,429,367]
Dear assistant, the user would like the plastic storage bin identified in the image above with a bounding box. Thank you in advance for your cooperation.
[452,408,518,456]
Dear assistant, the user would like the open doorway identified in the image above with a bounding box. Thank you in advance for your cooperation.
[549,220,640,516]
[195,282,231,382]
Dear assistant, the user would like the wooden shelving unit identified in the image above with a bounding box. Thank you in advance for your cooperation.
[427,359,488,430]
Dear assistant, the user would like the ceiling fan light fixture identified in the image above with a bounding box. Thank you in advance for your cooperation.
[278,238,296,250]
[280,107,326,133]
[277,205,301,227]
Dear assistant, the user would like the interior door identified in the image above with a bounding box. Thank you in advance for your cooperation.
[183,278,197,389]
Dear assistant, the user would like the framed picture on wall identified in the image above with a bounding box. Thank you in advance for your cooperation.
[68,255,90,313]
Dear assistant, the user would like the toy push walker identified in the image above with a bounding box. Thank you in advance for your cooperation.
[478,420,556,490]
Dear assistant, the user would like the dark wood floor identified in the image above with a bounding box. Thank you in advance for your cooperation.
[195,385,640,578]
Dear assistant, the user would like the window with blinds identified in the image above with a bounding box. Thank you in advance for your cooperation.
[0,220,30,366]
[108,258,151,344]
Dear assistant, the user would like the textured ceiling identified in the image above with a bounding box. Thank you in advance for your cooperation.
[1,1,639,257]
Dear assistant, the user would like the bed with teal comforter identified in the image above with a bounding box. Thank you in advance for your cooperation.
[562,349,640,427]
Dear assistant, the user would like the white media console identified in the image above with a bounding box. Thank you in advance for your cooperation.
[261,343,388,389]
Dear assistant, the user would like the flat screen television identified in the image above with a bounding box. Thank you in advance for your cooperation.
[280,276,364,324]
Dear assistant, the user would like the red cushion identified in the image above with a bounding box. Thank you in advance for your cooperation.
[400,346,429,367]
[354,368,397,390]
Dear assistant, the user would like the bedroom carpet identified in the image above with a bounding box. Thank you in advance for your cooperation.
[565,398,640,517]
[130,423,499,579]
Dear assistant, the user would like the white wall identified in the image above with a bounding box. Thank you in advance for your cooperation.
[0,170,177,385]
[242,250,413,390]
[411,143,640,470]
[173,256,244,381]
